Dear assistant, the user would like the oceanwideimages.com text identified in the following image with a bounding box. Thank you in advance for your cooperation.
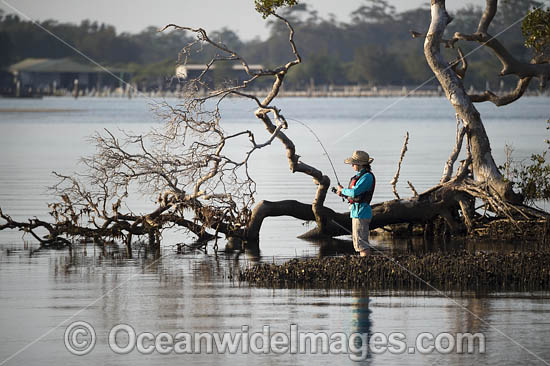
[64,321,486,360]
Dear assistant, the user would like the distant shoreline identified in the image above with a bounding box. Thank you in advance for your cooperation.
[1,87,548,99]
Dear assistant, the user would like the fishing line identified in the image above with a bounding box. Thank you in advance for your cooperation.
[1,0,167,107]
[330,219,550,366]
[287,117,341,186]
[330,4,545,145]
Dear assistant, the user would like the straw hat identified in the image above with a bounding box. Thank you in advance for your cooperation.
[344,150,374,165]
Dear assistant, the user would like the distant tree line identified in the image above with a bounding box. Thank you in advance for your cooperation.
[0,0,543,90]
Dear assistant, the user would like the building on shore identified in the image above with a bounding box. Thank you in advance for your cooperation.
[3,58,131,97]
[175,64,264,85]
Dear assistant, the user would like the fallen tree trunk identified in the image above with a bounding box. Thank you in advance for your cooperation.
[245,174,549,244]
[1,2,549,251]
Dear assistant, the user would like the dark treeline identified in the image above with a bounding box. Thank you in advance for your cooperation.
[0,0,542,90]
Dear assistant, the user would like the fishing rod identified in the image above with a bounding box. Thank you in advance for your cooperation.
[287,117,345,200]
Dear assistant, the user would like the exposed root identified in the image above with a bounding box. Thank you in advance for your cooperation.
[472,218,550,241]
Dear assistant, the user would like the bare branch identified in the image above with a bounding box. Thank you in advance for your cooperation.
[456,138,472,182]
[441,114,466,183]
[450,47,467,79]
[410,30,457,48]
[452,0,550,83]
[469,77,533,106]
[390,132,410,200]
[407,181,419,197]
[476,0,498,34]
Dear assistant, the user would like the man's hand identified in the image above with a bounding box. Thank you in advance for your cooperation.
[336,184,343,196]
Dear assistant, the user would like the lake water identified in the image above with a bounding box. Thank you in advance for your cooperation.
[0,96,549,365]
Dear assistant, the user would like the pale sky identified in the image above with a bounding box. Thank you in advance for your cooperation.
[1,0,488,40]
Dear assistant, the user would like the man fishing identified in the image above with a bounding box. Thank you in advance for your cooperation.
[336,150,375,257]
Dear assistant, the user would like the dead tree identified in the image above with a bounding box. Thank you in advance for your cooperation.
[1,1,549,252]
[0,12,342,251]
[366,0,550,237]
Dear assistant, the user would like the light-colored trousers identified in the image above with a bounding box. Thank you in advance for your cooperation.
[352,218,371,252]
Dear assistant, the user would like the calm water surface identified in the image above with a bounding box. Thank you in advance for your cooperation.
[0,96,549,365]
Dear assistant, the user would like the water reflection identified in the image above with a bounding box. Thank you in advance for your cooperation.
[453,297,491,335]
[2,96,550,364]
[351,290,372,364]
[2,243,550,365]
[306,238,356,257]
[372,233,545,255]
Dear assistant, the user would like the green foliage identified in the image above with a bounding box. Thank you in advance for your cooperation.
[502,120,550,205]
[254,0,298,18]
[211,61,235,88]
[0,31,14,69]
[127,58,175,84]
[0,16,142,65]
[522,8,550,54]
[0,2,542,89]
[286,53,346,87]
[348,46,401,85]
[351,0,396,24]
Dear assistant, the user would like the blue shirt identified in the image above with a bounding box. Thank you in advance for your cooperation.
[341,169,374,219]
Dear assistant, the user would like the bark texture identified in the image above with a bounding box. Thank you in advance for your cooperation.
[424,0,520,202]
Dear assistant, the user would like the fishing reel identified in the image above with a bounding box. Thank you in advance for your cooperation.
[331,186,347,202]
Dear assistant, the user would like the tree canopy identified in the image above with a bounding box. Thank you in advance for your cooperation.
[0,0,545,90]
[522,7,550,56]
